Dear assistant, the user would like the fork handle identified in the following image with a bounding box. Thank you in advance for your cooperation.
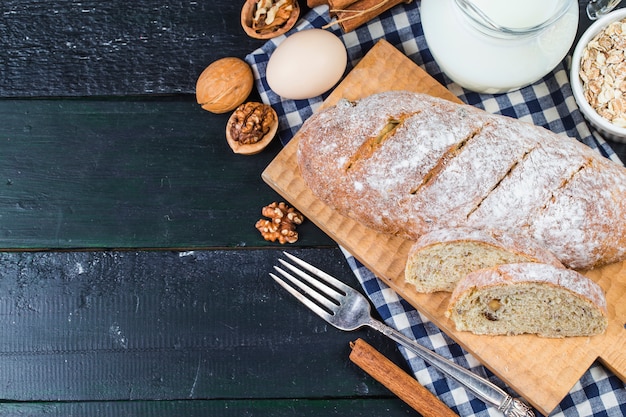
[367,318,535,417]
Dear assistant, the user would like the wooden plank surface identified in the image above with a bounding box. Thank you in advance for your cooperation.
[0,248,409,403]
[0,97,333,249]
[0,398,414,417]
[0,1,266,97]
[262,39,626,415]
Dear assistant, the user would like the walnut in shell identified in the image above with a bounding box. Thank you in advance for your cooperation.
[195,57,253,114]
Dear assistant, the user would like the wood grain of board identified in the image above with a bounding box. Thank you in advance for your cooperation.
[261,40,626,416]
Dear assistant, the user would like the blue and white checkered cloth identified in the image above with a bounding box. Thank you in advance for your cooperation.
[246,3,626,416]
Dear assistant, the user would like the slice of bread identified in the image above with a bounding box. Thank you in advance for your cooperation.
[404,227,563,293]
[446,263,608,338]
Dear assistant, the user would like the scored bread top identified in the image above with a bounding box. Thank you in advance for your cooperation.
[296,90,626,269]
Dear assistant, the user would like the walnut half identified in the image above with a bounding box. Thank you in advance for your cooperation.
[226,102,278,155]
[255,202,304,244]
[253,0,295,33]
[241,0,300,40]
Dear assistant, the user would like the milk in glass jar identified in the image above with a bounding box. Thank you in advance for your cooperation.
[420,0,579,93]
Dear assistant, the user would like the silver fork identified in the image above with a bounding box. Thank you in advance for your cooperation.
[271,252,534,417]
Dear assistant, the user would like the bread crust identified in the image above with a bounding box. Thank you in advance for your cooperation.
[297,91,626,269]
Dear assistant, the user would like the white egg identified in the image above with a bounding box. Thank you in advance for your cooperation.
[266,29,347,100]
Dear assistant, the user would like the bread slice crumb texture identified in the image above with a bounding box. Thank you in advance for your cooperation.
[406,243,532,292]
[404,227,564,293]
[447,263,608,338]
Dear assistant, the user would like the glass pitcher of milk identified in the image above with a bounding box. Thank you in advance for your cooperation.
[420,0,579,94]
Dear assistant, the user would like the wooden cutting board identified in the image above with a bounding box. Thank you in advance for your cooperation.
[261,39,626,416]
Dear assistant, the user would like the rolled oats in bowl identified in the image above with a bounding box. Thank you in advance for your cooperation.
[579,18,626,128]
[571,8,626,143]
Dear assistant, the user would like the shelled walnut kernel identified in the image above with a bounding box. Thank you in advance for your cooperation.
[229,102,276,144]
[256,202,304,244]
[226,102,278,155]
[253,0,295,34]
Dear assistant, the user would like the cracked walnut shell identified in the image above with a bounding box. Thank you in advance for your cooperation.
[195,57,253,114]
[226,102,278,155]
[241,0,300,40]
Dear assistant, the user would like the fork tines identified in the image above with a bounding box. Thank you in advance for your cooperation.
[270,252,345,319]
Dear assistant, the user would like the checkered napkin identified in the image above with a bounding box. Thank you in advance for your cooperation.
[245,3,626,416]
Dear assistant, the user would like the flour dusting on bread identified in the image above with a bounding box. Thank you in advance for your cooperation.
[297,90,626,270]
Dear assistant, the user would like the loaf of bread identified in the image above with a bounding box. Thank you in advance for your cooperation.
[445,263,608,337]
[297,90,626,269]
[404,227,564,293]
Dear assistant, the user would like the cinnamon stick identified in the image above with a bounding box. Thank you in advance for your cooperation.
[326,0,411,32]
[307,0,329,7]
[349,338,459,417]
[328,0,359,10]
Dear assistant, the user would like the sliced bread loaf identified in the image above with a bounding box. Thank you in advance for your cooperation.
[404,227,563,293]
[446,263,608,338]
[296,90,626,269]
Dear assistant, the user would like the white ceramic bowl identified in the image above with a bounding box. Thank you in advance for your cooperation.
[570,8,626,143]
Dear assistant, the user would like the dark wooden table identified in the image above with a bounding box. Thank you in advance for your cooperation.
[0,1,623,416]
